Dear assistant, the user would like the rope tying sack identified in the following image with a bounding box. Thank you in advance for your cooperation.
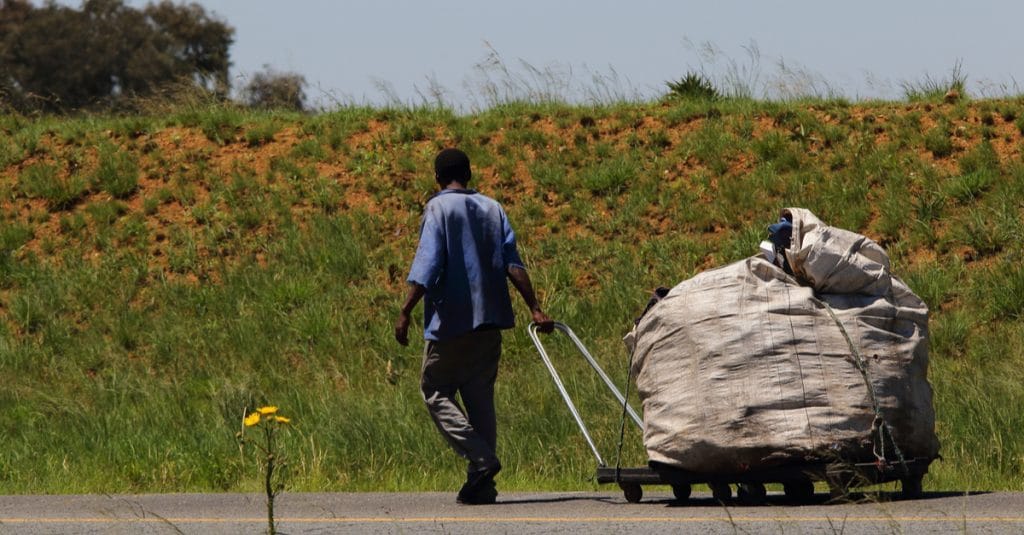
[819,299,910,475]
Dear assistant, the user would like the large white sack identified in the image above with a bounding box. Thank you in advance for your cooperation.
[625,208,939,474]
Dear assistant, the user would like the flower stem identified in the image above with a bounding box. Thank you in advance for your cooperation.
[265,425,276,535]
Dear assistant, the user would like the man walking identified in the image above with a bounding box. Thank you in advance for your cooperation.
[395,148,554,505]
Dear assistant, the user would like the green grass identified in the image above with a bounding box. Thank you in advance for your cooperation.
[18,162,89,211]
[245,119,281,147]
[580,156,634,194]
[95,143,140,199]
[1,97,1024,496]
[943,170,995,204]
[175,104,246,145]
[0,136,20,169]
[924,125,954,158]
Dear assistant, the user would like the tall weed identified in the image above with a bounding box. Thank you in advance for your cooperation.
[901,61,968,102]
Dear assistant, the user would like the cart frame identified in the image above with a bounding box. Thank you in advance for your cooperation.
[527,321,931,504]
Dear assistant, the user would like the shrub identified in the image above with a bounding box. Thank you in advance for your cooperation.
[242,68,307,111]
[665,72,719,101]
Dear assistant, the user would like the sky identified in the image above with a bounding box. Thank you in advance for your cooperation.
[121,0,1024,109]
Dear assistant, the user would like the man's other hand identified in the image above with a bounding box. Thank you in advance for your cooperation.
[396,283,425,347]
[532,309,555,333]
[395,312,411,346]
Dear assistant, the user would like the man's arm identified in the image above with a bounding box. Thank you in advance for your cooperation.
[395,283,426,346]
[508,265,554,333]
[399,202,444,347]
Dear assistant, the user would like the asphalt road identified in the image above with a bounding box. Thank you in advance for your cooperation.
[0,489,1021,534]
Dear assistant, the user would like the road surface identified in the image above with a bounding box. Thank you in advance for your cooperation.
[1,489,1021,534]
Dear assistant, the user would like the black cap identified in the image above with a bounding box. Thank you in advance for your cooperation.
[434,148,471,184]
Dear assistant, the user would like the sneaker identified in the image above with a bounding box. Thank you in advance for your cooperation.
[456,463,501,505]
[456,481,497,505]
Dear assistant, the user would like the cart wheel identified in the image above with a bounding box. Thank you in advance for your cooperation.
[671,484,692,502]
[783,478,816,503]
[620,483,643,503]
[900,475,923,500]
[709,483,732,502]
[737,482,767,505]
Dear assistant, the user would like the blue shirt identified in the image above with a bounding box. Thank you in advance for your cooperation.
[407,189,526,341]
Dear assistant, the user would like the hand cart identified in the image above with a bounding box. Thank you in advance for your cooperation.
[528,321,931,504]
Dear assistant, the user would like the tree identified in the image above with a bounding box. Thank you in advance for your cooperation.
[0,0,234,112]
[243,67,307,111]
[0,0,32,109]
[143,1,233,95]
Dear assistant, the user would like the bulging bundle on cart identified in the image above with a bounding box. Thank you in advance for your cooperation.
[625,208,941,475]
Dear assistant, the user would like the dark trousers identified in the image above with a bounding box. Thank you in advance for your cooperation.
[421,329,502,474]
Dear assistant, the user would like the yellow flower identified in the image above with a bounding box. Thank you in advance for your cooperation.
[274,416,291,424]
[256,406,278,415]
[244,412,261,427]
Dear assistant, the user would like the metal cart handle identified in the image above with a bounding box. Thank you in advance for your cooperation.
[528,321,643,467]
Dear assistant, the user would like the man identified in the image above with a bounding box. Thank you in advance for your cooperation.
[395,148,554,505]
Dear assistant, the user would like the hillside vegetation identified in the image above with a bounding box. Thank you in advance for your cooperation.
[1,95,1023,494]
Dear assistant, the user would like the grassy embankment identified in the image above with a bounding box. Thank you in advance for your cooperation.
[1,94,1024,494]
